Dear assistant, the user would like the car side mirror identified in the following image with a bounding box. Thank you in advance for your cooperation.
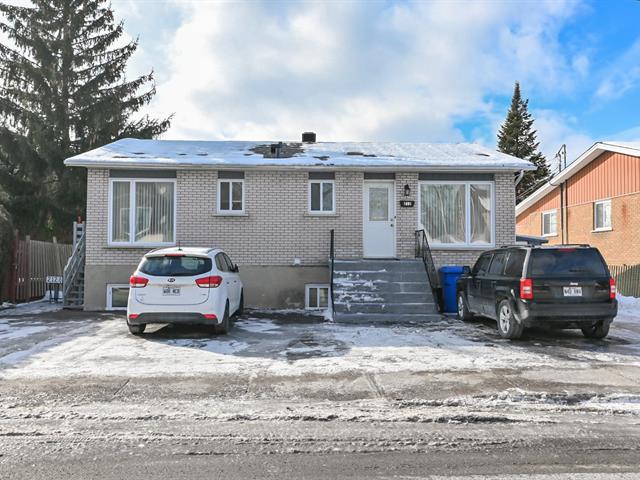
[462,266,471,275]
[233,265,240,273]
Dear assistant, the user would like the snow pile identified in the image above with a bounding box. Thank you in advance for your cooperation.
[617,295,640,321]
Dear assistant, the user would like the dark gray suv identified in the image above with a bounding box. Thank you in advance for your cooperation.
[456,245,618,339]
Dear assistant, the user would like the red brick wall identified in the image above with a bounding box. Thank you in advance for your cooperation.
[516,151,640,263]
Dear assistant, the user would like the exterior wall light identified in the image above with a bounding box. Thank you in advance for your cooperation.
[404,184,411,197]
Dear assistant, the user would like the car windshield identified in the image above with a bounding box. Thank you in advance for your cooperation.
[528,248,608,278]
[139,255,212,277]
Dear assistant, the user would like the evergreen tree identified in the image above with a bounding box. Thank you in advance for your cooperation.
[0,0,171,240]
[497,82,550,200]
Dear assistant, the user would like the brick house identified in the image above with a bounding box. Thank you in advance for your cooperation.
[64,135,532,314]
[516,141,640,267]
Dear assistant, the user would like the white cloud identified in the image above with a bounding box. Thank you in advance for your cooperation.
[596,38,640,100]
[533,109,595,170]
[145,0,583,142]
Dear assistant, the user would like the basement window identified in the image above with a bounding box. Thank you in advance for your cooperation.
[305,284,329,310]
[106,284,129,311]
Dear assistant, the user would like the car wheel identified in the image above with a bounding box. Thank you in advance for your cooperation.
[457,292,474,322]
[581,320,610,339]
[215,302,230,335]
[128,323,146,335]
[496,299,523,340]
[236,291,244,317]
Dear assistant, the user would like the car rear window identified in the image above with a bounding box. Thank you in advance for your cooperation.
[528,248,608,278]
[504,250,526,277]
[140,256,212,277]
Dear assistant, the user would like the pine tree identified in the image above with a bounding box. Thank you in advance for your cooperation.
[0,0,171,240]
[497,82,550,200]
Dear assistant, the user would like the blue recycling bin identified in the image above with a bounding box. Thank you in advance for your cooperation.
[439,266,465,314]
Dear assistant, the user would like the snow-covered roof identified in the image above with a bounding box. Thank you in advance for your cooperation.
[516,141,640,215]
[64,138,534,172]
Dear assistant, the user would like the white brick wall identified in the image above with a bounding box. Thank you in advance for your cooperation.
[85,169,516,269]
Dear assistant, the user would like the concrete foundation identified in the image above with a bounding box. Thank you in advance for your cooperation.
[84,264,329,311]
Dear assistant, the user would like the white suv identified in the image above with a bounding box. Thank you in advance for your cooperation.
[126,247,244,335]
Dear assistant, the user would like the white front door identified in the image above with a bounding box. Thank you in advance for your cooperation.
[363,181,395,258]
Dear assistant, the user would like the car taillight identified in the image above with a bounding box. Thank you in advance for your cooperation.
[520,278,534,300]
[196,275,223,288]
[129,276,148,288]
[610,277,616,299]
[203,314,217,320]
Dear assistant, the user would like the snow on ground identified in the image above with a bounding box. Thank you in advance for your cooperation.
[1,300,640,380]
[0,297,63,317]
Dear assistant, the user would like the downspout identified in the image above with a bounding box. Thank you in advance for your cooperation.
[515,170,525,188]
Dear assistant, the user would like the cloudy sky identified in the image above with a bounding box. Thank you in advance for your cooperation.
[11,0,640,169]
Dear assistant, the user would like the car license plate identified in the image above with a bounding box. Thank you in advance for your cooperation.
[163,286,181,296]
[563,286,582,297]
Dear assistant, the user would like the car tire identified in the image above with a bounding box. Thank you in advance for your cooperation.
[236,291,244,317]
[128,323,146,335]
[457,292,474,322]
[216,302,230,335]
[496,299,524,340]
[581,320,610,339]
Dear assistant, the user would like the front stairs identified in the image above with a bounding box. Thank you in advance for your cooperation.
[331,259,441,323]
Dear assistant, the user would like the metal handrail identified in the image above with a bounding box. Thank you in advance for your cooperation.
[329,229,335,315]
[63,231,86,303]
[415,229,442,312]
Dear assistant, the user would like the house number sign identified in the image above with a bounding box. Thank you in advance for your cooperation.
[400,200,415,208]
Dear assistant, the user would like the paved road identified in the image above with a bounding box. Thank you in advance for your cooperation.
[1,305,640,478]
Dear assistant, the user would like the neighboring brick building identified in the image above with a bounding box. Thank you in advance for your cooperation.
[65,136,532,310]
[516,141,640,267]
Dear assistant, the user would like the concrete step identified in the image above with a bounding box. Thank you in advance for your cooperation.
[333,281,431,294]
[334,302,437,314]
[334,292,433,304]
[333,271,428,283]
[333,259,425,273]
[335,312,443,324]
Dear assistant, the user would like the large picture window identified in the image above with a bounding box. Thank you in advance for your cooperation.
[419,181,494,247]
[109,179,175,246]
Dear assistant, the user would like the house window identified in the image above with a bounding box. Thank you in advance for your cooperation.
[305,284,330,310]
[418,181,494,247]
[106,284,129,311]
[542,210,558,236]
[594,199,612,231]
[309,180,335,214]
[109,179,175,246]
[217,179,244,213]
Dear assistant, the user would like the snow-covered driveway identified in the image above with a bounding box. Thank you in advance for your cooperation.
[1,298,640,397]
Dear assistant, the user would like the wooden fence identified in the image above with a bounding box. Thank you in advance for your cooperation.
[610,264,640,298]
[1,234,73,303]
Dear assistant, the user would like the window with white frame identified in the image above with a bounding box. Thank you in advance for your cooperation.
[110,179,175,245]
[217,179,244,213]
[419,181,494,246]
[542,210,558,236]
[106,284,129,311]
[309,180,335,213]
[305,284,330,310]
[594,199,612,231]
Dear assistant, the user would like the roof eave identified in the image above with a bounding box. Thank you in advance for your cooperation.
[64,159,534,172]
